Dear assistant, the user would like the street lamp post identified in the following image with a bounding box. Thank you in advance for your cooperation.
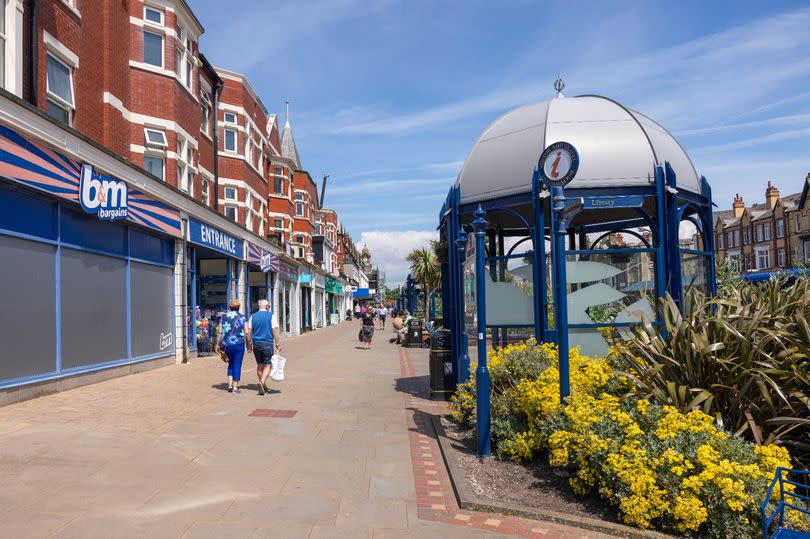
[473,205,491,458]
[456,227,470,384]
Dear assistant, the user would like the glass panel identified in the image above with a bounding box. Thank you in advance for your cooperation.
[143,31,163,67]
[61,249,126,369]
[680,252,709,313]
[143,156,163,180]
[130,263,173,357]
[565,250,657,357]
[46,55,72,104]
[462,235,476,338]
[46,100,69,124]
[0,235,56,380]
[145,129,166,145]
[144,7,162,24]
[224,129,236,151]
[484,258,534,326]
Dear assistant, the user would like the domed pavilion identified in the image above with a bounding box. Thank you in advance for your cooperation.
[438,89,715,390]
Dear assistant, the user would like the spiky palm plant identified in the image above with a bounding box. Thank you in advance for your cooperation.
[407,244,441,318]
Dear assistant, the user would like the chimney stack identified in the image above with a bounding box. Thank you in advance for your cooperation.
[766,181,780,209]
[733,193,745,218]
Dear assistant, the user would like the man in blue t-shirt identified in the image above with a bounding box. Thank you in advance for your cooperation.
[247,299,280,395]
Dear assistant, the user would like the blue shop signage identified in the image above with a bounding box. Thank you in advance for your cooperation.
[80,164,128,221]
[188,217,244,258]
[299,273,312,285]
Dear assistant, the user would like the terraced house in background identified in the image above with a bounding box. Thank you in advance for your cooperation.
[714,176,810,273]
[0,0,370,405]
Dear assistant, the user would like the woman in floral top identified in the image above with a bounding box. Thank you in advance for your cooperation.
[216,298,252,393]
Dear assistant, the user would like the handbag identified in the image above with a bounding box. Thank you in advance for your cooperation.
[217,344,228,363]
[358,329,365,342]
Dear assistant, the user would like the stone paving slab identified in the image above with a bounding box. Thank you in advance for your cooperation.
[0,322,595,537]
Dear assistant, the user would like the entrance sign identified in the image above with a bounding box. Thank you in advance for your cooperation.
[538,141,579,188]
[583,196,644,210]
[80,165,128,221]
[188,217,243,258]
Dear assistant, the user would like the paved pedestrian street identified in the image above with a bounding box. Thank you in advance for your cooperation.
[0,324,595,539]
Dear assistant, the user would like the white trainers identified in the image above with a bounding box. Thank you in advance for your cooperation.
[271,355,286,382]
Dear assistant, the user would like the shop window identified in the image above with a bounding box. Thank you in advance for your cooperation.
[45,53,74,125]
[224,128,237,152]
[143,31,163,68]
[61,249,127,369]
[144,6,164,25]
[144,155,164,180]
[0,235,56,379]
[130,262,173,357]
[225,205,237,222]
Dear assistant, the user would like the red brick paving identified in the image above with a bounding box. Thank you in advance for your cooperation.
[398,346,608,539]
[248,408,298,418]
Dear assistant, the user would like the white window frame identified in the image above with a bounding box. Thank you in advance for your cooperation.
[756,247,770,270]
[143,5,164,27]
[756,224,763,242]
[174,24,193,91]
[45,51,75,125]
[144,127,168,148]
[223,128,237,152]
[200,92,211,136]
[743,227,750,245]
[777,248,786,267]
[143,30,164,68]
[224,205,237,222]
[776,219,785,238]
[796,214,802,233]
[224,187,237,201]
[804,240,810,261]
[717,233,724,250]
[176,137,192,195]
[201,178,209,206]
[764,222,772,241]
[223,111,237,124]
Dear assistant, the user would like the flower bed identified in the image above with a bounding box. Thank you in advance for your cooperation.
[450,340,799,538]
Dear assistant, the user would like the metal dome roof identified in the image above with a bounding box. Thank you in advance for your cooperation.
[455,95,701,204]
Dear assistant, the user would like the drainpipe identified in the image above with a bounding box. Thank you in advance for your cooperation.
[212,77,224,214]
[28,0,37,106]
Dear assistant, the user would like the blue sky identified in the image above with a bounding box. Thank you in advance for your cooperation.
[192,0,810,284]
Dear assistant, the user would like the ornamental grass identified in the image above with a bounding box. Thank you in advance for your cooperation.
[450,340,805,538]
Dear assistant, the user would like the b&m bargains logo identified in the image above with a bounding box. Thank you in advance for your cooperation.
[80,164,128,221]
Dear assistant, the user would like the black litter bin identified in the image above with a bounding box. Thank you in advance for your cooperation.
[406,320,423,348]
[429,329,453,400]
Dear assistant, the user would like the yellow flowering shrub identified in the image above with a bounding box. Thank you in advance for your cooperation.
[448,340,798,538]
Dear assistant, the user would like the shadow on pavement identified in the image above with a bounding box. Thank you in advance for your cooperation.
[210,382,280,394]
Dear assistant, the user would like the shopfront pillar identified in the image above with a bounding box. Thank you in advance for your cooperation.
[173,237,187,364]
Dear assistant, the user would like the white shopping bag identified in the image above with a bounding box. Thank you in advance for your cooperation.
[270,354,286,382]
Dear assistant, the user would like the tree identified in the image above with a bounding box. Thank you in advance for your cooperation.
[406,243,441,318]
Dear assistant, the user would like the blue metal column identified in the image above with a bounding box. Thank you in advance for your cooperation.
[531,168,545,341]
[550,186,571,401]
[654,166,668,316]
[664,163,683,308]
[429,293,436,320]
[701,176,717,296]
[456,227,469,383]
[473,206,491,457]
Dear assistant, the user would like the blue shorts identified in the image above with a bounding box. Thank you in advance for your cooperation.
[253,341,274,365]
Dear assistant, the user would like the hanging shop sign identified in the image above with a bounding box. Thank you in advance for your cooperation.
[299,273,312,285]
[538,141,579,188]
[247,242,279,272]
[314,273,326,289]
[0,124,182,237]
[325,278,344,295]
[188,217,244,258]
[278,260,299,282]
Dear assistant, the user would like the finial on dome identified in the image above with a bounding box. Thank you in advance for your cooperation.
[554,74,565,98]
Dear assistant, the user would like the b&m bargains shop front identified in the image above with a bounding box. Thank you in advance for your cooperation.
[0,97,284,405]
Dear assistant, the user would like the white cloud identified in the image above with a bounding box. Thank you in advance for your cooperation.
[360,230,438,286]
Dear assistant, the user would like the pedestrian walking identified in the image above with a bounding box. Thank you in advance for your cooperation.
[378,305,388,329]
[354,303,361,319]
[247,299,280,395]
[216,299,250,394]
[361,307,375,350]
